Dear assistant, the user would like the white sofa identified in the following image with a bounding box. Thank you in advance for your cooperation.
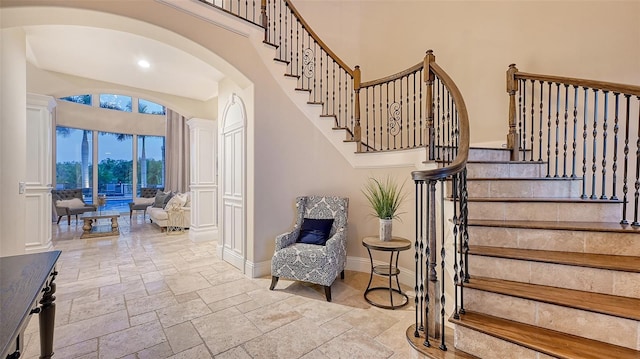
[147,192,191,231]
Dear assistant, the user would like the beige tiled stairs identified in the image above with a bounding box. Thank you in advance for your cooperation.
[447,147,640,359]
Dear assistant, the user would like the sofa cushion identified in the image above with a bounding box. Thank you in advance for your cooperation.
[56,198,86,209]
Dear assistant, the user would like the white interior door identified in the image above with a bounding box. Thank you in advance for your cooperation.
[221,95,246,271]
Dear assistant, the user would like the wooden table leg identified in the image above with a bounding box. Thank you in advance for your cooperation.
[82,218,92,234]
[38,272,57,359]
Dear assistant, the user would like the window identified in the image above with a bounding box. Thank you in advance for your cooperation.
[138,135,165,194]
[60,95,92,106]
[55,127,94,203]
[138,99,166,115]
[100,94,132,112]
[98,132,133,212]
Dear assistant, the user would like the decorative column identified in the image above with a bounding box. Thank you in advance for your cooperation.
[186,118,218,241]
[25,93,56,253]
[0,28,27,256]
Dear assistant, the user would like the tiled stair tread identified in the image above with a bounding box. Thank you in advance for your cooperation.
[468,219,640,233]
[274,57,289,64]
[295,87,312,92]
[466,276,640,321]
[466,197,623,203]
[449,311,640,359]
[406,325,479,359]
[469,245,640,272]
[469,147,510,152]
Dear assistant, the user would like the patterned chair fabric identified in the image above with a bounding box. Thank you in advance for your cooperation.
[270,196,349,302]
[51,189,97,225]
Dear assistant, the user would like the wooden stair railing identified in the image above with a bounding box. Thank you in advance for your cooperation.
[198,0,454,155]
[506,65,640,225]
[409,60,470,353]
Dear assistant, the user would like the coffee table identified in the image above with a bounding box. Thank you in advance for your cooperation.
[80,211,121,238]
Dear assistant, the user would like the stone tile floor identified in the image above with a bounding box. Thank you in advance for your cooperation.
[22,215,416,359]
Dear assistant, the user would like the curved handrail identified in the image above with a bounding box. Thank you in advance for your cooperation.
[282,0,354,76]
[361,62,423,88]
[515,71,640,96]
[412,62,470,181]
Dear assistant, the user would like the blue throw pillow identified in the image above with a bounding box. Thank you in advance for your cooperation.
[297,218,334,245]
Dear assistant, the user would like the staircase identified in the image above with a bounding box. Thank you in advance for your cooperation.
[441,147,640,359]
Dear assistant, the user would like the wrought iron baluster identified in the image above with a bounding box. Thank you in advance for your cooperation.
[612,93,620,200]
[423,180,432,347]
[562,84,569,177]
[419,69,423,147]
[436,80,442,161]
[530,80,536,162]
[372,86,376,151]
[554,83,560,177]
[591,89,599,200]
[538,80,544,162]
[412,73,416,147]
[518,80,523,159]
[414,181,424,337]
[572,86,579,178]
[380,83,383,151]
[439,180,447,351]
[332,62,336,118]
[521,80,528,160]
[634,97,640,226]
[601,91,609,200]
[546,82,552,177]
[582,88,589,199]
[452,173,459,320]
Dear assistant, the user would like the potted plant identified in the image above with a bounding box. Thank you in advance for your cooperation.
[362,176,407,241]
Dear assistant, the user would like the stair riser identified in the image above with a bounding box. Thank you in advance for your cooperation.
[465,288,640,350]
[469,255,640,299]
[466,179,582,198]
[469,226,640,256]
[467,201,621,222]
[468,149,511,162]
[454,325,555,359]
[467,162,545,179]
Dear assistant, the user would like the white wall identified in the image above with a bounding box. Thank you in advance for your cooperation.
[294,0,640,145]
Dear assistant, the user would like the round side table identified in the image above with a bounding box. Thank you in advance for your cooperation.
[362,235,412,309]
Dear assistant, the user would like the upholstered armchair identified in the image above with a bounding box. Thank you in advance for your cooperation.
[129,187,163,219]
[269,196,349,302]
[52,189,98,225]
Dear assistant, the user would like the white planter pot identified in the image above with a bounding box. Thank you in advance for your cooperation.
[379,218,393,241]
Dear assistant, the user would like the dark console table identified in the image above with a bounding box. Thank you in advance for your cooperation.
[1,250,61,359]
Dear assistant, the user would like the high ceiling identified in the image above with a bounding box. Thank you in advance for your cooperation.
[24,25,224,101]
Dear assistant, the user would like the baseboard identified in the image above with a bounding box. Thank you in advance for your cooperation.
[345,255,415,287]
[245,259,271,278]
[188,226,218,242]
[221,247,245,271]
[25,241,54,254]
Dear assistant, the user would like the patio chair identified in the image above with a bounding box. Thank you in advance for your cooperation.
[52,189,98,225]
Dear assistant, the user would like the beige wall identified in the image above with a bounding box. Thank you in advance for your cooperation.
[8,0,634,273]
[295,0,640,145]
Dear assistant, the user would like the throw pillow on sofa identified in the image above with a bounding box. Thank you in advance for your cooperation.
[165,192,188,211]
[153,191,172,208]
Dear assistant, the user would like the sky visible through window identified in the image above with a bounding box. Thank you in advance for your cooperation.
[57,130,164,162]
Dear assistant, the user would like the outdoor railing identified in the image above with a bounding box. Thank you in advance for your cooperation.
[506,65,640,225]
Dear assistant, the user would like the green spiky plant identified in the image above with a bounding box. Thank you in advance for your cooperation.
[362,176,407,220]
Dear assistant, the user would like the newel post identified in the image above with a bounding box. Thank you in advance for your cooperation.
[261,0,268,42]
[353,65,362,152]
[424,50,436,161]
[506,64,520,161]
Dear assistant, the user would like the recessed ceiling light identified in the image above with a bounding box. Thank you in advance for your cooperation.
[137,59,150,68]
